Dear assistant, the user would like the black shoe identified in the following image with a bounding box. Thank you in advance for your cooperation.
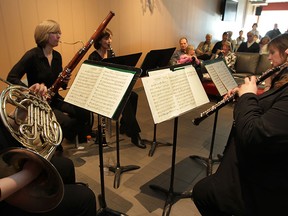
[131,134,146,149]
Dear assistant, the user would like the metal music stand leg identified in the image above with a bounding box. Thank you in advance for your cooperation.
[144,124,172,157]
[149,118,192,216]
[189,109,221,176]
[109,121,140,189]
[96,116,127,216]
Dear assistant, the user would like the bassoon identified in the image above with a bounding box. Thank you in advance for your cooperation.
[46,11,115,101]
[192,61,288,126]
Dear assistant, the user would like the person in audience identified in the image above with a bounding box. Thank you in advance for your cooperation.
[211,41,236,72]
[265,23,281,40]
[88,28,146,149]
[192,34,288,216]
[259,35,271,54]
[169,37,189,65]
[250,22,260,39]
[195,34,214,60]
[227,31,236,51]
[6,20,92,146]
[178,45,203,80]
[0,83,97,216]
[211,32,230,59]
[235,30,245,51]
[237,31,260,53]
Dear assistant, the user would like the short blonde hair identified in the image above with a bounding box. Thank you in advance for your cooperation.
[185,45,195,53]
[34,20,60,48]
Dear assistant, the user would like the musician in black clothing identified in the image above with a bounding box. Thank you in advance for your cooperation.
[192,34,288,215]
[6,20,92,145]
[88,28,146,149]
[0,83,97,216]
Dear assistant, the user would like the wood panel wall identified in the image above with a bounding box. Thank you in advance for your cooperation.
[0,0,248,88]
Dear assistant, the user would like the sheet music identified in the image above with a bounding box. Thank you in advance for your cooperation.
[205,60,238,96]
[142,65,209,124]
[65,63,134,118]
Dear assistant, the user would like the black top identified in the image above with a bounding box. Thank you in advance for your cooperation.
[237,42,260,53]
[7,47,63,88]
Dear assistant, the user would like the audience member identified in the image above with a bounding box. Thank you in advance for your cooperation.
[259,35,271,54]
[235,30,245,51]
[211,41,237,72]
[265,23,281,39]
[227,31,236,51]
[237,31,260,53]
[88,28,146,149]
[178,45,203,80]
[250,22,260,39]
[169,37,189,65]
[192,33,288,216]
[211,32,230,59]
[0,84,97,216]
[6,20,92,146]
[195,34,214,60]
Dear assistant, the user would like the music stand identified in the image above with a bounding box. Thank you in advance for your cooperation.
[140,47,176,156]
[140,47,176,77]
[189,59,238,176]
[102,52,142,67]
[141,63,210,215]
[64,60,142,215]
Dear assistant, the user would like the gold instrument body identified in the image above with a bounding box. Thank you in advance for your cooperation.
[0,79,64,213]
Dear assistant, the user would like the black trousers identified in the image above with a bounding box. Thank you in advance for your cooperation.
[120,91,141,138]
[192,134,245,216]
[51,98,92,142]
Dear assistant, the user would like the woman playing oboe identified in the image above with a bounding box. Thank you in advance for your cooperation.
[192,33,288,216]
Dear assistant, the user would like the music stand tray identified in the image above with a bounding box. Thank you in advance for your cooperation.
[102,52,142,67]
[65,60,142,215]
[140,47,176,76]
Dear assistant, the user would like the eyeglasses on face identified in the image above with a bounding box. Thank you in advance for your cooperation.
[49,31,62,35]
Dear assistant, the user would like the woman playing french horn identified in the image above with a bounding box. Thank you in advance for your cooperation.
[192,33,288,216]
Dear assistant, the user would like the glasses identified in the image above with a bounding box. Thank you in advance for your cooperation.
[247,35,253,37]
[49,31,61,35]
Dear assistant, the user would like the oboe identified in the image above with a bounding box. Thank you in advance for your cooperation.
[46,11,115,101]
[192,61,288,126]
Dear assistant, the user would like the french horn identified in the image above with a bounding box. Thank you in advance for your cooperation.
[0,78,64,213]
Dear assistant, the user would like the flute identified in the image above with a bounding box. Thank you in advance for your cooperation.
[192,61,288,126]
[46,11,115,101]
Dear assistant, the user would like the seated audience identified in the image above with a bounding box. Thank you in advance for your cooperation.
[89,28,146,149]
[192,33,288,216]
[250,22,260,39]
[265,23,281,40]
[178,45,203,80]
[211,41,236,72]
[169,37,189,65]
[227,31,236,51]
[235,30,245,51]
[259,35,271,54]
[237,31,260,53]
[195,34,214,60]
[211,32,230,59]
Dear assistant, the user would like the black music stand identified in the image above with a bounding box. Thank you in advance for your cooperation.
[149,117,193,216]
[141,63,209,216]
[189,109,221,176]
[102,52,142,67]
[64,60,142,216]
[140,47,176,77]
[109,120,140,189]
[140,47,176,156]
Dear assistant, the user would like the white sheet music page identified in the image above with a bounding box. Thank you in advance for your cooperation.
[205,60,238,96]
[142,65,209,124]
[64,63,134,118]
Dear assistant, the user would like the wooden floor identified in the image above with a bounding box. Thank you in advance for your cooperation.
[61,87,234,216]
